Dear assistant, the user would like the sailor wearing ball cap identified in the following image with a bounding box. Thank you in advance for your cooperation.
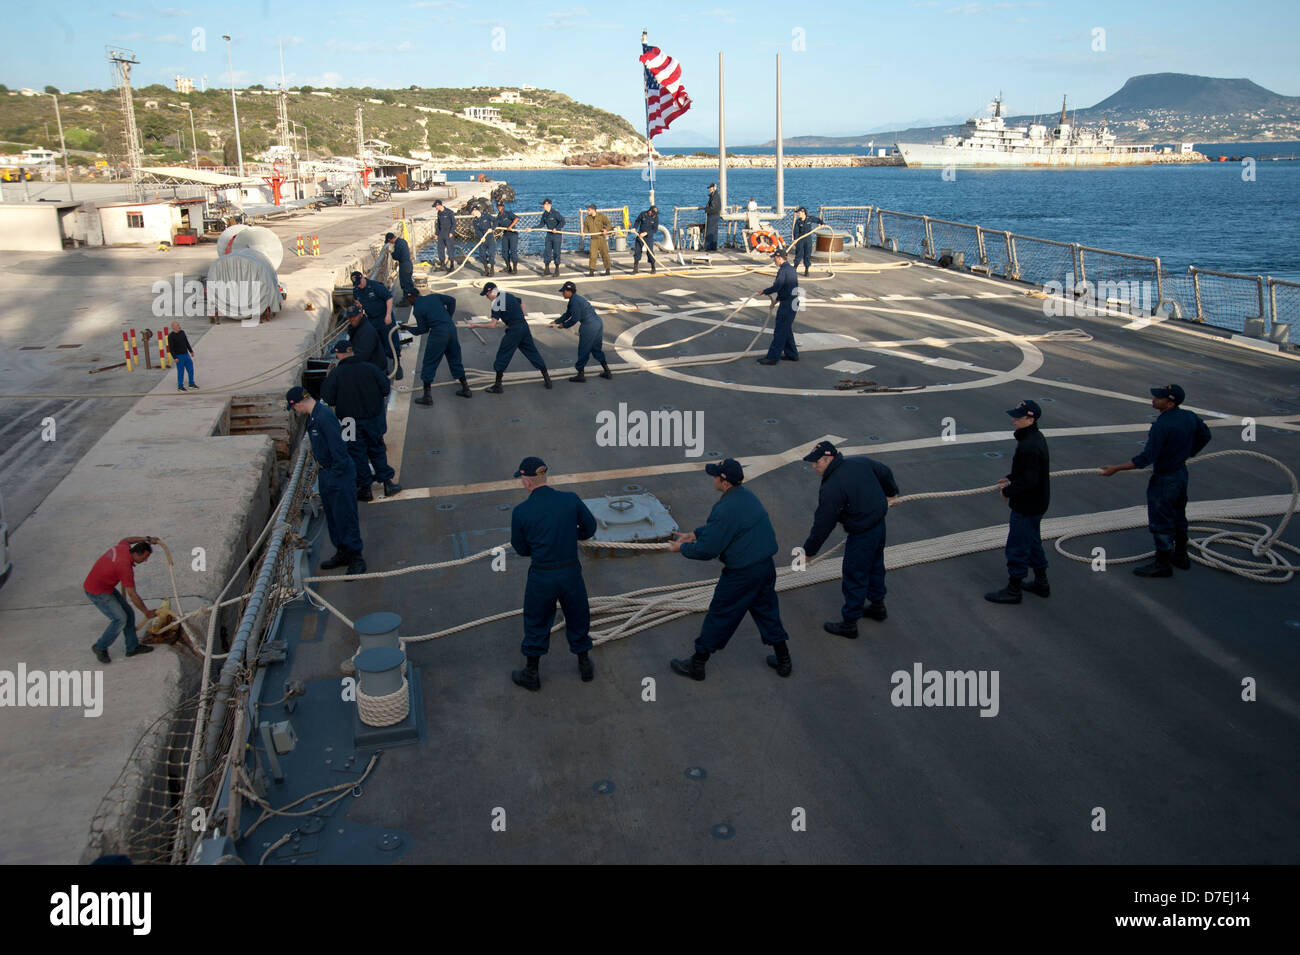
[801,440,899,636]
[1100,383,1212,577]
[668,458,793,680]
[508,456,598,691]
[552,281,612,383]
[986,400,1051,604]
[479,281,552,394]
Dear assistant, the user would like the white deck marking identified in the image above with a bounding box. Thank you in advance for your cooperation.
[825,360,875,374]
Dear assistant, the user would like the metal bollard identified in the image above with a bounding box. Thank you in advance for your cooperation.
[354,612,401,654]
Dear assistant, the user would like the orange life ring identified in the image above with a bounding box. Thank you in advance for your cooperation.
[750,230,778,253]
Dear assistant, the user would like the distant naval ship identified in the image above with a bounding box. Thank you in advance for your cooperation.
[896,96,1205,167]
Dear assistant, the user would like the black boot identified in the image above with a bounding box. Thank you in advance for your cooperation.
[577,650,594,682]
[569,369,586,383]
[1134,551,1174,578]
[862,601,888,621]
[394,361,403,381]
[455,376,472,398]
[485,371,504,394]
[357,485,374,503]
[320,550,349,570]
[383,479,402,497]
[598,361,613,380]
[1022,568,1051,597]
[765,641,792,677]
[670,651,708,681]
[633,263,639,274]
[541,368,552,389]
[823,619,858,639]
[346,552,366,576]
[985,576,1023,604]
[512,656,541,691]
[1172,535,1192,571]
[413,382,434,406]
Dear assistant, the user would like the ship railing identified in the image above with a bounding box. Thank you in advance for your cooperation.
[1189,267,1270,334]
[673,205,707,250]
[816,206,874,248]
[577,207,630,253]
[1076,245,1164,316]
[1268,278,1300,339]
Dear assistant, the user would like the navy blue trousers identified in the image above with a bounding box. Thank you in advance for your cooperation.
[1005,510,1047,579]
[792,237,813,269]
[397,260,416,299]
[418,323,466,384]
[501,232,518,265]
[522,564,592,656]
[543,233,562,265]
[436,235,454,264]
[696,558,789,654]
[1147,469,1189,552]
[632,237,657,268]
[575,320,606,370]
[318,466,363,554]
[369,317,401,360]
[841,522,887,620]
[347,415,395,489]
[765,302,798,361]
[493,322,547,373]
[705,216,720,251]
[477,236,496,265]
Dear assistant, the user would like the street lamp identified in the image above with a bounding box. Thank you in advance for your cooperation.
[168,102,199,167]
[42,91,74,201]
[222,34,244,176]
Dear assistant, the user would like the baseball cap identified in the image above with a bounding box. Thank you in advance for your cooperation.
[708,182,716,188]
[480,282,498,297]
[705,458,744,484]
[1151,383,1185,404]
[802,440,838,463]
[559,281,576,294]
[542,197,552,205]
[772,248,787,259]
[1006,399,1042,419]
[384,232,395,241]
[586,202,596,210]
[350,271,363,285]
[343,304,362,318]
[285,386,307,409]
[514,456,547,478]
[332,339,352,354]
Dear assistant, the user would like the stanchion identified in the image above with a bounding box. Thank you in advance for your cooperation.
[130,329,139,368]
[295,234,304,257]
[158,328,170,368]
[122,331,133,371]
[311,234,320,256]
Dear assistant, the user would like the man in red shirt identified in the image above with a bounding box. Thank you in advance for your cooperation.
[84,536,160,663]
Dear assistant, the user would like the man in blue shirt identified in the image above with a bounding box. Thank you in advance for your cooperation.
[406,292,473,405]
[480,282,552,393]
[509,457,598,691]
[384,231,416,304]
[345,305,386,374]
[494,201,520,274]
[433,200,457,272]
[1100,383,1212,577]
[552,281,612,383]
[632,205,659,274]
[474,207,497,276]
[757,249,799,365]
[321,339,401,502]
[287,386,364,575]
[535,198,565,276]
[704,183,721,252]
[790,206,823,276]
[351,271,402,380]
[668,458,793,680]
[801,440,899,637]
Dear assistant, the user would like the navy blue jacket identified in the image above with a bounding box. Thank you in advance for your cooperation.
[634,210,658,236]
[792,214,823,241]
[558,293,599,329]
[435,208,456,239]
[354,279,392,319]
[494,208,519,232]
[802,454,898,557]
[347,320,386,372]
[763,262,799,301]
[1005,424,1050,516]
[705,192,721,218]
[539,208,565,232]
[1133,407,1212,474]
[413,292,457,326]
[390,237,411,265]
[511,485,597,568]
[321,355,389,422]
[474,213,496,238]
[682,485,779,570]
[490,291,527,326]
[306,401,351,476]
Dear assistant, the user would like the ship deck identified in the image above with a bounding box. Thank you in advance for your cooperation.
[244,245,1300,865]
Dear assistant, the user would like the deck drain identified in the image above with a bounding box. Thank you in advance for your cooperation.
[762,418,779,425]
[711,823,736,840]
[497,503,511,511]
[902,405,919,411]
[623,483,643,492]
[592,780,616,795]
[684,767,707,780]
[424,449,441,456]
[1056,376,1072,382]
[983,451,1003,459]
[377,832,402,851]
[866,434,880,441]
[300,816,325,835]
[436,502,456,511]
[705,450,721,458]
[1040,397,1055,403]
[505,417,523,424]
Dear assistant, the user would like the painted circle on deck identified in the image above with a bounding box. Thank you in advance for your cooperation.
[614,303,1044,397]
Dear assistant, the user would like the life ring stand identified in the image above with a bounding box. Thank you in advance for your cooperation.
[749,230,779,254]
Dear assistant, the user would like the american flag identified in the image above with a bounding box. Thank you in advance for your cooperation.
[641,42,691,138]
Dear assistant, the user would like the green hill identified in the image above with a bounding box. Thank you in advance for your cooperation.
[0,83,646,165]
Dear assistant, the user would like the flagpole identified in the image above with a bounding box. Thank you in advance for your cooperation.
[641,29,655,207]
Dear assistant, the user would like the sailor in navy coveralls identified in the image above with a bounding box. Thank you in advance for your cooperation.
[1101,383,1211,577]
[757,249,799,365]
[552,280,612,383]
[669,458,793,680]
[509,457,597,691]
[286,387,364,575]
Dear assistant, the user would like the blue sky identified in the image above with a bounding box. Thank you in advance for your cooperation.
[12,0,1300,143]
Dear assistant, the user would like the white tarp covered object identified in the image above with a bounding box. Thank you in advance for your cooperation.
[230,225,285,270]
[216,223,249,256]
[205,248,281,320]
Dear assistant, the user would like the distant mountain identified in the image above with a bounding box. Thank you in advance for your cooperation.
[763,74,1300,147]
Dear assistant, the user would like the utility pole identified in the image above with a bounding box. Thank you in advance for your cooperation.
[107,47,143,197]
[222,35,244,176]
[45,92,74,201]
